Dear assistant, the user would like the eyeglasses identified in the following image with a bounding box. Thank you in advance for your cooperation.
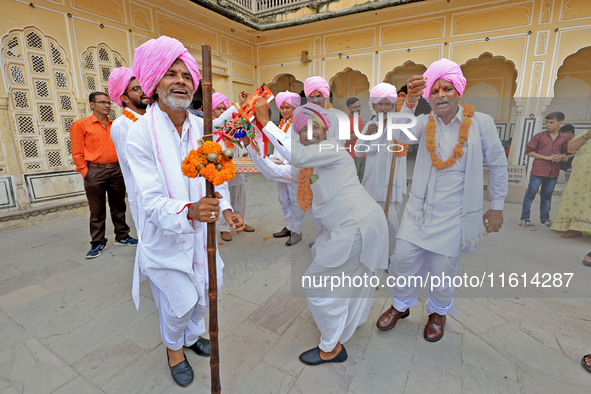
[125,85,143,94]
[94,100,112,105]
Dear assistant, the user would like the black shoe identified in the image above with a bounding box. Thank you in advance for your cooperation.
[299,345,348,366]
[114,236,138,246]
[187,337,211,357]
[85,243,105,259]
[167,350,193,387]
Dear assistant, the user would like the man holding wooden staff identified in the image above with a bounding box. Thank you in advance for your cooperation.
[376,59,508,342]
[126,35,244,387]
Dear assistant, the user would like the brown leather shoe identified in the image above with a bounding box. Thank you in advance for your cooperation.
[221,232,232,242]
[243,224,255,232]
[423,313,446,342]
[376,306,409,331]
[273,227,291,238]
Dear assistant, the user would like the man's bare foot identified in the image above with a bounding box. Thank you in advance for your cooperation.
[584,253,591,266]
[319,342,342,360]
[168,348,186,367]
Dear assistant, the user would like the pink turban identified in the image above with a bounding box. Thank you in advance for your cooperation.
[422,58,466,98]
[275,90,301,109]
[304,76,330,98]
[107,67,134,108]
[292,103,331,134]
[133,35,201,98]
[212,93,229,113]
[369,82,397,105]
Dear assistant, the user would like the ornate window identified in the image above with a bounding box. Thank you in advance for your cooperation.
[80,44,128,119]
[2,27,76,173]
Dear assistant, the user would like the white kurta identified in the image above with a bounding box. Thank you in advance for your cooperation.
[361,117,407,204]
[394,104,508,257]
[126,103,231,318]
[110,107,142,227]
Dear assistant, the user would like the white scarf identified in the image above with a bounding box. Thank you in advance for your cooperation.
[406,109,485,253]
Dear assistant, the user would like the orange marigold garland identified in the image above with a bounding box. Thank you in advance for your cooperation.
[279,118,292,133]
[122,109,138,122]
[181,140,236,186]
[425,104,474,170]
[297,167,314,211]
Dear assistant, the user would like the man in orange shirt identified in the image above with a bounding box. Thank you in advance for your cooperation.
[70,91,137,259]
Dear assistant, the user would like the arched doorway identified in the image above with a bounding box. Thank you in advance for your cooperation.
[547,46,591,126]
[383,60,427,91]
[329,67,370,119]
[461,52,518,142]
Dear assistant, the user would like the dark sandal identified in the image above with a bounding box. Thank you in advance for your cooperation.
[581,354,591,373]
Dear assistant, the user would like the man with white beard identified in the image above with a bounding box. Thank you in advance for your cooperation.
[126,36,245,387]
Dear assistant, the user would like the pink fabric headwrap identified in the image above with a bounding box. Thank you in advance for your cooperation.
[107,67,134,108]
[292,103,331,134]
[422,58,466,98]
[275,91,301,109]
[304,76,330,98]
[370,82,397,105]
[133,35,201,98]
[212,93,230,114]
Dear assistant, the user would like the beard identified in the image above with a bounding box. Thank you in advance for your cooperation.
[157,84,193,111]
[128,95,148,110]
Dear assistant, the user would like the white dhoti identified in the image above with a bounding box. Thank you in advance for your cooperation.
[277,182,291,222]
[287,183,305,234]
[389,239,460,317]
[303,232,375,352]
[150,280,207,350]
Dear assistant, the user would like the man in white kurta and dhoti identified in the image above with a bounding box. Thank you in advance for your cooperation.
[107,67,150,228]
[361,83,407,254]
[126,36,244,387]
[283,103,388,365]
[376,59,508,342]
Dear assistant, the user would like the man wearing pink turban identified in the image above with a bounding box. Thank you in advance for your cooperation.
[361,82,406,256]
[304,76,348,146]
[210,91,255,241]
[376,59,508,344]
[108,67,150,229]
[280,102,388,366]
[264,90,305,245]
[126,35,245,387]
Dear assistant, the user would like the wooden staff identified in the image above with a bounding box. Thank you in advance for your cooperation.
[384,150,396,219]
[201,45,221,394]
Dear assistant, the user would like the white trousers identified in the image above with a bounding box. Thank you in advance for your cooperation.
[287,183,305,234]
[303,232,375,352]
[217,184,246,232]
[150,280,207,350]
[277,182,291,222]
[389,239,460,317]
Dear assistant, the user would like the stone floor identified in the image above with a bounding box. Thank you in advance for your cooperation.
[1,174,590,393]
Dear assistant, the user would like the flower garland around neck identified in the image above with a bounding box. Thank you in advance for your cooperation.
[279,118,292,133]
[425,104,474,170]
[122,109,138,122]
[297,168,314,211]
[181,141,235,186]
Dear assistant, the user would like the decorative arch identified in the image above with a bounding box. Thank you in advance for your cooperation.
[1,26,77,173]
[80,43,128,119]
[383,60,427,90]
[547,46,591,123]
[460,52,518,135]
[267,73,304,97]
[329,67,370,115]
